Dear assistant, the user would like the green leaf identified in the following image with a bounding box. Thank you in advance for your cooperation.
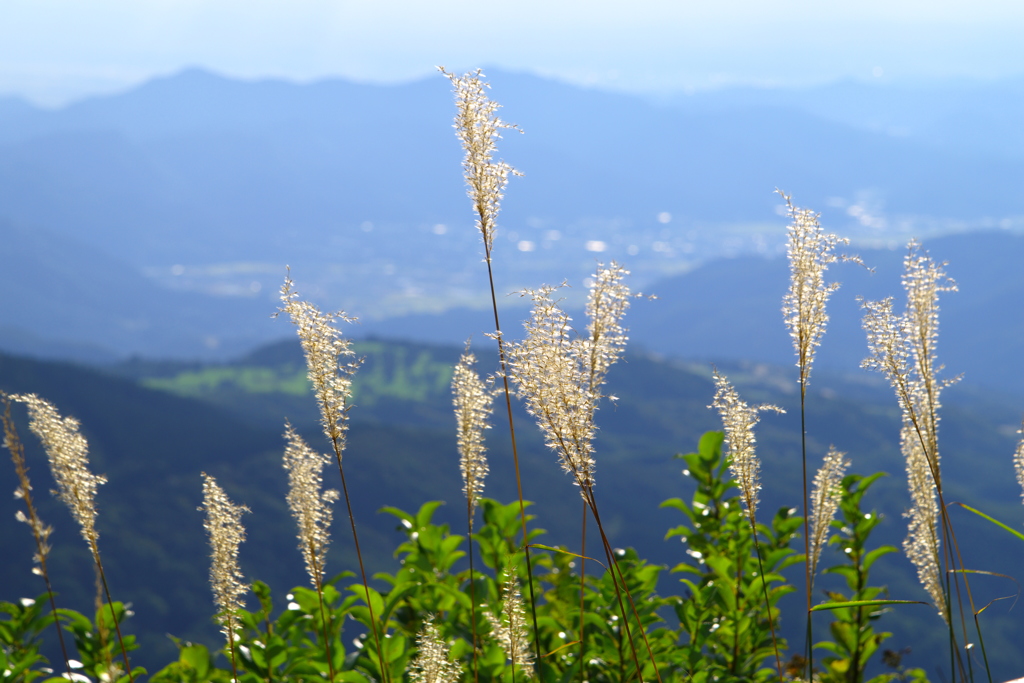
[955,502,1024,543]
[811,599,925,612]
[180,644,210,679]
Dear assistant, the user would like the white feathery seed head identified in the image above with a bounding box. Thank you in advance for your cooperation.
[900,422,946,623]
[709,370,783,519]
[508,263,632,496]
[780,191,859,386]
[440,67,521,256]
[1015,421,1024,505]
[282,423,339,586]
[487,565,534,677]
[808,446,850,581]
[278,275,362,454]
[199,473,250,641]
[13,394,105,552]
[409,615,461,683]
[861,240,956,622]
[452,347,492,514]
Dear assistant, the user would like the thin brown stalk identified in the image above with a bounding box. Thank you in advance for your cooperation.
[861,241,992,682]
[465,498,480,683]
[578,501,587,682]
[440,66,543,665]
[1,394,73,679]
[779,190,861,681]
[277,279,388,682]
[506,264,664,680]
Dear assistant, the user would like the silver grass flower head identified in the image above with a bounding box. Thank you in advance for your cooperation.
[584,261,632,383]
[487,568,534,677]
[509,283,596,490]
[709,370,783,518]
[282,423,339,586]
[409,615,461,683]
[861,296,912,393]
[200,473,250,640]
[508,264,631,495]
[900,421,946,623]
[279,275,362,452]
[862,241,953,622]
[13,394,106,550]
[452,348,492,514]
[862,242,956,491]
[440,66,520,255]
[780,192,859,385]
[1015,421,1024,505]
[808,446,849,580]
[901,241,959,452]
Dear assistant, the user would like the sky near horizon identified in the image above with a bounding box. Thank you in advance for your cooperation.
[2,0,1024,106]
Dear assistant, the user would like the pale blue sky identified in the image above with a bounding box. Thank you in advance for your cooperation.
[2,0,1024,105]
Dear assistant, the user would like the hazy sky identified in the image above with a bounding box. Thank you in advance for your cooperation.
[2,0,1024,105]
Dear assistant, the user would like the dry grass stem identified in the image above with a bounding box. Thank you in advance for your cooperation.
[452,348,493,514]
[709,370,784,518]
[808,446,850,581]
[3,394,74,677]
[409,616,461,683]
[199,473,249,643]
[3,395,55,573]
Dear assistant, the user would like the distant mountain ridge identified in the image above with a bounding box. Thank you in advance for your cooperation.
[2,68,1023,361]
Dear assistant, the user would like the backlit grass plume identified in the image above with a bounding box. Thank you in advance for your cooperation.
[12,393,135,682]
[282,422,339,585]
[901,421,945,623]
[862,241,957,624]
[2,393,73,678]
[708,370,784,677]
[781,192,857,387]
[282,423,340,681]
[278,274,386,682]
[508,262,632,493]
[779,191,859,680]
[487,568,534,678]
[808,446,850,581]
[452,348,492,515]
[409,616,461,683]
[199,472,249,680]
[1015,421,1024,503]
[709,371,783,519]
[452,346,492,679]
[278,275,361,453]
[442,66,543,666]
[14,393,105,549]
[439,67,519,257]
